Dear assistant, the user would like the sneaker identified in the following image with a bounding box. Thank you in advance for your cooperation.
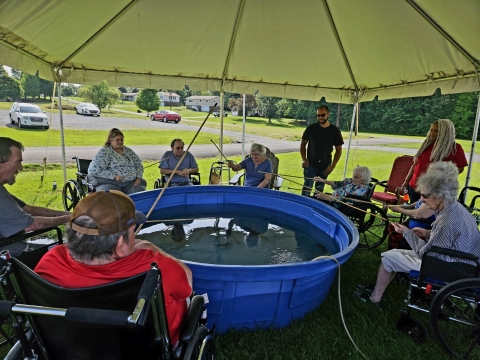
[353,291,383,311]
[356,284,374,294]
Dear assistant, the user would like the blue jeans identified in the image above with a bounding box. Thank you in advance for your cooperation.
[302,165,328,196]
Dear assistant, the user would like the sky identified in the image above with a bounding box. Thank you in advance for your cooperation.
[3,65,12,75]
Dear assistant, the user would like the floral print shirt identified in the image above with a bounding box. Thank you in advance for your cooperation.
[88,146,143,181]
[331,178,368,199]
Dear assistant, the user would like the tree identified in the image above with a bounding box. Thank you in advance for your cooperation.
[21,73,40,99]
[0,65,23,100]
[61,84,77,97]
[78,80,121,109]
[118,86,128,93]
[450,92,479,140]
[256,95,281,123]
[10,68,22,80]
[135,88,160,116]
[39,79,55,100]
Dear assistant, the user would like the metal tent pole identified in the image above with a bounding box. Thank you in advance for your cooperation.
[57,82,67,184]
[464,93,480,190]
[242,94,246,158]
[343,103,357,178]
[219,90,224,160]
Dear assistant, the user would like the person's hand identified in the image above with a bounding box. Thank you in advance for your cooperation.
[302,159,309,169]
[227,160,234,169]
[322,164,335,176]
[133,177,142,187]
[412,227,429,238]
[114,175,123,182]
[313,176,325,183]
[315,192,328,200]
[178,168,190,177]
[391,222,408,234]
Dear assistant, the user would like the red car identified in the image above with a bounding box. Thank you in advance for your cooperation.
[150,110,181,123]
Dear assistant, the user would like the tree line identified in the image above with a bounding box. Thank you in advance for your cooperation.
[1,66,478,139]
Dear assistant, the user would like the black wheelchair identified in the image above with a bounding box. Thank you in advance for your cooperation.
[327,178,390,250]
[0,246,216,360]
[397,246,480,359]
[62,157,93,211]
[459,186,480,225]
[154,173,201,189]
[0,227,63,357]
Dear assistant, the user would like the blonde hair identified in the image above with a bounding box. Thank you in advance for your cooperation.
[415,119,456,162]
[104,128,124,147]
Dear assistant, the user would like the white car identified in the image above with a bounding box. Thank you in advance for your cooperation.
[76,103,101,116]
[9,102,49,129]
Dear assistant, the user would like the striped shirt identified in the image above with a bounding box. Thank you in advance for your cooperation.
[404,201,480,262]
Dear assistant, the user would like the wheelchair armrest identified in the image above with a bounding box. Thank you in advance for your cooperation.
[375,181,388,189]
[0,227,63,248]
[427,246,479,263]
[344,194,369,201]
[229,172,244,185]
[179,295,205,342]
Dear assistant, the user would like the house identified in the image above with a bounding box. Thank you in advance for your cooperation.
[158,92,180,107]
[185,96,220,112]
[123,92,137,101]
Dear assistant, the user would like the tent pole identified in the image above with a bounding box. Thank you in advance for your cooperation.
[219,89,224,161]
[242,94,246,158]
[56,82,67,184]
[343,103,357,178]
[464,93,480,190]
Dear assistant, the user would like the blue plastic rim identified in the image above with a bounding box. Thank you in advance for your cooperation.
[131,186,359,333]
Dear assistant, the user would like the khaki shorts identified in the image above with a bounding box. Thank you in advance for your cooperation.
[381,249,422,273]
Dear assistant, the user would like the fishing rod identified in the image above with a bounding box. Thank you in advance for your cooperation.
[135,104,217,235]
[210,139,230,162]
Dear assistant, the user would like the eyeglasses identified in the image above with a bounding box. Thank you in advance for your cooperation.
[420,193,430,199]
[317,113,328,117]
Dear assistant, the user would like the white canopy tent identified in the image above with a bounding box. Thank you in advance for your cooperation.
[0,0,479,183]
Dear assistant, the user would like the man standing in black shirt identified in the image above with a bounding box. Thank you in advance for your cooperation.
[300,106,344,196]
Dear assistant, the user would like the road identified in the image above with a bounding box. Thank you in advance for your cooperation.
[1,109,478,164]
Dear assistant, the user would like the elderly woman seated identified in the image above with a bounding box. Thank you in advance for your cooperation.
[228,143,272,188]
[354,161,480,309]
[312,166,372,203]
[88,128,147,194]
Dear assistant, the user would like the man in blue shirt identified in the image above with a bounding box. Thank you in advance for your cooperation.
[159,138,199,186]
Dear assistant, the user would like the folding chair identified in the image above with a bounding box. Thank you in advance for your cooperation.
[371,155,413,214]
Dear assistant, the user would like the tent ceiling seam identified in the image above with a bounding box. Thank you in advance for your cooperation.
[322,0,359,94]
[220,0,246,87]
[406,0,480,70]
[59,0,139,68]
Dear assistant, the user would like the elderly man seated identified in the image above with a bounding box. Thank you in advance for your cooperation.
[313,166,372,203]
[159,138,199,186]
[34,190,193,347]
[354,161,480,309]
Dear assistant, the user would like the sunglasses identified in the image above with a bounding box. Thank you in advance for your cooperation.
[317,113,328,117]
[420,193,430,199]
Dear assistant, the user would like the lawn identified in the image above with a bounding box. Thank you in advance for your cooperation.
[378,139,480,155]
[3,149,480,359]
[0,128,230,147]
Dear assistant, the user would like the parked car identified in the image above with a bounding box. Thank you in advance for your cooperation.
[9,102,49,129]
[76,103,101,116]
[190,106,199,111]
[213,110,228,117]
[150,110,181,123]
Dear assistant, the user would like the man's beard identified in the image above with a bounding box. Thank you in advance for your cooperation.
[6,176,16,185]
[319,118,329,124]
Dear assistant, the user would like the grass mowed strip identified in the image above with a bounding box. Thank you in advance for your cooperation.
[1,128,229,147]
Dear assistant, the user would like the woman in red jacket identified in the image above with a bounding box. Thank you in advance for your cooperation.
[402,119,467,203]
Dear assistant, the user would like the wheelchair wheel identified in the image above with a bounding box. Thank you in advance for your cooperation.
[343,202,389,250]
[182,326,214,360]
[430,278,480,359]
[154,178,164,189]
[397,313,428,343]
[62,180,82,211]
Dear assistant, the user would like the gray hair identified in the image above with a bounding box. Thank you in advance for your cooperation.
[250,143,266,156]
[416,161,459,205]
[353,166,372,184]
[66,216,130,262]
[415,119,457,163]
[0,137,24,163]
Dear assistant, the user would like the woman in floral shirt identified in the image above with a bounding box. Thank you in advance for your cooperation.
[313,166,371,202]
[87,128,146,194]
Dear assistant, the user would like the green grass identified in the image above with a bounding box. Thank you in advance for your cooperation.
[1,128,231,147]
[379,139,480,155]
[3,150,480,359]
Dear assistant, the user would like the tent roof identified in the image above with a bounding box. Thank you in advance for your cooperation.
[0,0,478,103]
